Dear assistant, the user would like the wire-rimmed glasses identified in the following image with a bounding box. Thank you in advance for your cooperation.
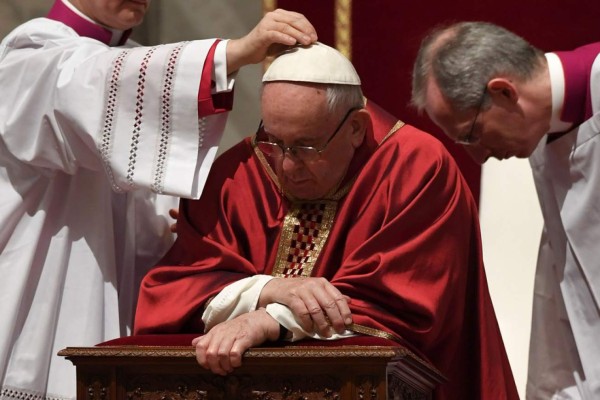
[256,107,359,162]
[455,88,487,146]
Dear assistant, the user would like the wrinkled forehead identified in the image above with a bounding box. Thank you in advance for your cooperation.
[261,82,329,111]
[260,83,337,142]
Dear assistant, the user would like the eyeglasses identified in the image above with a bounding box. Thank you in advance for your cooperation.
[256,107,359,163]
[455,88,487,146]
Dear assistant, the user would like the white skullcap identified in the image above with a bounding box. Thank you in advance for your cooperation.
[262,42,361,85]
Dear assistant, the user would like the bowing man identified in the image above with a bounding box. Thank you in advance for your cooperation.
[412,21,600,399]
[135,42,518,400]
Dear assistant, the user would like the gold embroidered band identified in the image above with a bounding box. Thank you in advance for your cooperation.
[348,323,401,342]
[272,201,337,278]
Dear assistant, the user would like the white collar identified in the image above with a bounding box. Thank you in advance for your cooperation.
[545,52,573,133]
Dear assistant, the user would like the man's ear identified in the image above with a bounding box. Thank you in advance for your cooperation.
[349,109,369,148]
[487,78,519,104]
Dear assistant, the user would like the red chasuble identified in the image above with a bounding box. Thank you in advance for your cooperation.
[135,102,518,399]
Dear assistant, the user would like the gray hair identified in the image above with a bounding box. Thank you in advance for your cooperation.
[261,82,365,115]
[411,22,545,111]
[326,84,365,114]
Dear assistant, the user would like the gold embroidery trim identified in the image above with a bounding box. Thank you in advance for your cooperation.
[252,137,281,193]
[349,324,444,378]
[271,201,338,277]
[348,323,400,342]
[381,120,405,145]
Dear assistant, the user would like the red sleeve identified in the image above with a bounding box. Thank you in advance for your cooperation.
[197,39,234,117]
[315,126,517,399]
[133,117,518,399]
[134,139,270,334]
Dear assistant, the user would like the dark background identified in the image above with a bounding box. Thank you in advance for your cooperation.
[274,0,600,203]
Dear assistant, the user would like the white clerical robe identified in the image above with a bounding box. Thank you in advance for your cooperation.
[0,10,234,400]
[527,51,600,400]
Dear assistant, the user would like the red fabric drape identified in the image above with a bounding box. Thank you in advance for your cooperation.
[135,102,518,399]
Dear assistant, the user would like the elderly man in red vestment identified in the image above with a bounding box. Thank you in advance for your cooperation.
[134,42,518,399]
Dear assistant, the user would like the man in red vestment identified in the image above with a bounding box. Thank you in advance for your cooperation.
[135,42,518,399]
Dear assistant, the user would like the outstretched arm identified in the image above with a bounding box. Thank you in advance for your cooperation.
[226,9,318,73]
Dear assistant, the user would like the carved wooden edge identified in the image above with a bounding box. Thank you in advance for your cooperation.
[388,353,447,388]
[58,345,406,359]
[58,344,446,384]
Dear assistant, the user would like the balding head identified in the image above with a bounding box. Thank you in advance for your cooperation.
[411,21,545,112]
